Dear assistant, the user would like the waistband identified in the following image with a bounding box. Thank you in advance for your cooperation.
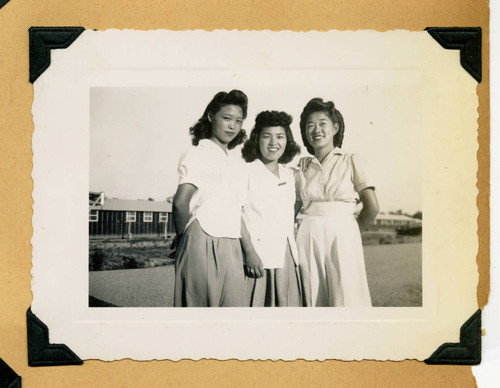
[303,201,356,216]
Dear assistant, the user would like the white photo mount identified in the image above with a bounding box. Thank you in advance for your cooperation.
[30,28,481,362]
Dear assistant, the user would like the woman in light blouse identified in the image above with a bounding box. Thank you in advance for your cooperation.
[295,98,379,307]
[173,90,248,307]
[241,110,303,307]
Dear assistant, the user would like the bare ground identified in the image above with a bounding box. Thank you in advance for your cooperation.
[89,242,422,308]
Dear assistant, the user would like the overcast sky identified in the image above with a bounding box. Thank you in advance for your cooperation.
[90,85,422,214]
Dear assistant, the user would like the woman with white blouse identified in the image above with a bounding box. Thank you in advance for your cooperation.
[295,98,379,307]
[173,90,249,307]
[241,110,303,307]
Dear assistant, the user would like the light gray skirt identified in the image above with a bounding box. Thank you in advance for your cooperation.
[246,242,303,307]
[174,219,247,307]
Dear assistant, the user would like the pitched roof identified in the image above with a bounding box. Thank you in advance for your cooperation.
[96,198,172,212]
[376,213,422,223]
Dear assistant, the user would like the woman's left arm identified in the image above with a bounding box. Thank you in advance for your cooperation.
[240,217,264,278]
[351,153,379,231]
[357,188,379,232]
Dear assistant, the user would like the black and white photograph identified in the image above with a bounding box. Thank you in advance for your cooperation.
[87,85,423,309]
[30,29,479,360]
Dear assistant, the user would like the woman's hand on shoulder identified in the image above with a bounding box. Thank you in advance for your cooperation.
[298,156,313,172]
[245,250,264,278]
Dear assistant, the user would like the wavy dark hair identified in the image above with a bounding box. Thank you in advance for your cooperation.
[189,90,248,149]
[241,110,300,164]
[299,98,345,155]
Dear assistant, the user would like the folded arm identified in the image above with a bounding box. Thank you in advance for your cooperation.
[172,183,196,237]
[357,188,379,232]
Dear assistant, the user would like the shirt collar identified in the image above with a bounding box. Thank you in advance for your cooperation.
[199,138,229,155]
[312,147,344,165]
[253,159,284,179]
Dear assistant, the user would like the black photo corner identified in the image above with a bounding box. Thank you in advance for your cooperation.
[0,358,21,388]
[27,308,82,367]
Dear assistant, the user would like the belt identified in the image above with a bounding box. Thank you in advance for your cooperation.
[303,201,356,216]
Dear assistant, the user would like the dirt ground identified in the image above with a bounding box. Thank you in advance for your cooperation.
[89,242,422,308]
[89,266,174,307]
[364,242,422,307]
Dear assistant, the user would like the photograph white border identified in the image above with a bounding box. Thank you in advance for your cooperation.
[31,30,478,361]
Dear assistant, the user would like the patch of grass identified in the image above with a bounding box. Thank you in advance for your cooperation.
[89,236,176,271]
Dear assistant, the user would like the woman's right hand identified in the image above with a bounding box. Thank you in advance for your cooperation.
[299,156,313,172]
[245,251,264,278]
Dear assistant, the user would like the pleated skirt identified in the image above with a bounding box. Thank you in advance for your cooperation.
[296,214,372,307]
[246,242,303,307]
[174,219,247,307]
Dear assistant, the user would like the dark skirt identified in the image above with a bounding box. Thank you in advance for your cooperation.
[246,242,303,307]
[174,220,247,307]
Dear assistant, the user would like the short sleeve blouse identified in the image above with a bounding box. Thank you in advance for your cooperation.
[296,147,373,209]
[242,160,299,268]
[177,139,246,238]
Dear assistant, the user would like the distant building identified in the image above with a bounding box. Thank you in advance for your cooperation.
[367,213,422,232]
[89,191,173,238]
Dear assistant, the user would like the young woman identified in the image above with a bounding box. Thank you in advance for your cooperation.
[173,90,248,307]
[295,98,379,307]
[241,110,303,307]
